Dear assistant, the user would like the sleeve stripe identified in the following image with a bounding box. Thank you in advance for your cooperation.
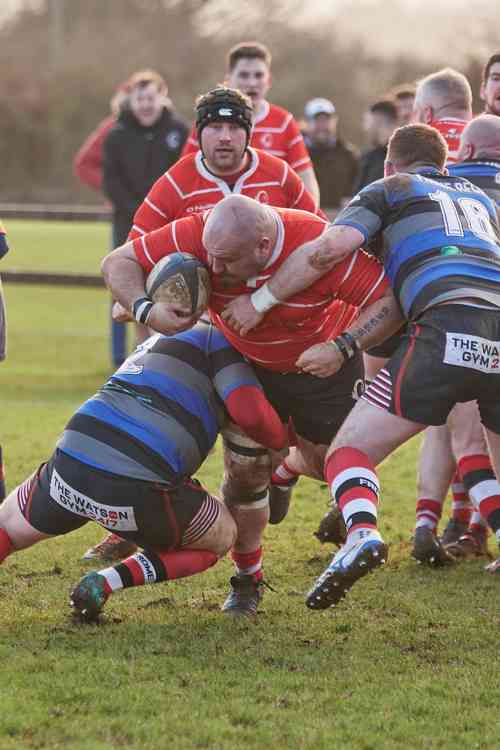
[145,197,168,218]
[358,267,386,308]
[292,182,305,208]
[280,162,289,188]
[171,221,181,253]
[132,224,146,235]
[291,157,312,170]
[288,135,302,147]
[140,235,155,266]
[164,171,185,199]
[339,250,358,286]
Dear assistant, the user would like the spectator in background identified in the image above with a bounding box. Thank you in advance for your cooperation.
[102,70,188,352]
[73,79,132,367]
[302,97,360,214]
[354,99,398,191]
[182,41,321,208]
[480,53,500,116]
[73,81,131,192]
[390,83,416,125]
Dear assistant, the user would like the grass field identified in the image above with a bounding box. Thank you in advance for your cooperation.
[1,220,499,750]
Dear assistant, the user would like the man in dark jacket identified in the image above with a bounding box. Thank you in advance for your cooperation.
[354,99,398,192]
[102,70,188,361]
[302,98,360,215]
[103,70,188,247]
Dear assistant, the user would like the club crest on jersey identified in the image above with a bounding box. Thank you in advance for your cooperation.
[256,190,269,204]
[260,133,273,148]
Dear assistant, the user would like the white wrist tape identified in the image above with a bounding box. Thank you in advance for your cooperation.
[250,283,279,314]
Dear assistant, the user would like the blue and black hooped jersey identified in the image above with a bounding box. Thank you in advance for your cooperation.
[448,159,500,208]
[335,167,500,319]
[58,323,263,483]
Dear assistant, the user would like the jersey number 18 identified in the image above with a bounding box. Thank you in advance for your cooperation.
[430,190,496,242]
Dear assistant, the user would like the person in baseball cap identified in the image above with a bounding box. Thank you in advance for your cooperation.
[303,98,360,212]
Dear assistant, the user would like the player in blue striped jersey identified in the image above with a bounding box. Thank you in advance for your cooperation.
[230,123,500,606]
[0,322,286,620]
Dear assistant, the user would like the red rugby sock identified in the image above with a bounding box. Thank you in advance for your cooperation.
[325,447,379,540]
[99,548,218,592]
[450,469,472,525]
[415,498,442,533]
[458,454,500,540]
[231,547,263,580]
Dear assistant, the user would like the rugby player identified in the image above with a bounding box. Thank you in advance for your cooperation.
[181,42,320,207]
[363,69,475,563]
[102,194,403,615]
[0,322,289,620]
[84,86,321,562]
[439,114,500,560]
[480,53,500,117]
[226,124,500,606]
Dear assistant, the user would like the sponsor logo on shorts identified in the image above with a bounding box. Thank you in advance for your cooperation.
[444,332,500,374]
[49,468,138,531]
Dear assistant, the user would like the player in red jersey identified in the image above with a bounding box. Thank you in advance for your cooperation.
[412,67,472,163]
[84,87,322,562]
[130,87,319,241]
[181,42,320,207]
[102,194,402,615]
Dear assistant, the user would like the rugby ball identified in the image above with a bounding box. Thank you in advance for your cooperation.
[145,252,211,316]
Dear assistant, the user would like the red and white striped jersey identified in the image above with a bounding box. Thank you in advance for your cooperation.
[181,102,313,174]
[129,148,319,241]
[133,207,388,372]
[429,118,468,164]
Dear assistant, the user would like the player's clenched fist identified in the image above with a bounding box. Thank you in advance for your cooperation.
[147,302,197,335]
[296,342,344,378]
[221,294,265,335]
[112,301,134,322]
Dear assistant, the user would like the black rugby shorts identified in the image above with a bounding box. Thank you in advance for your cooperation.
[17,449,216,549]
[362,304,500,432]
[253,352,365,445]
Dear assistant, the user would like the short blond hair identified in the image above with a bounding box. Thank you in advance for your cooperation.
[416,68,471,111]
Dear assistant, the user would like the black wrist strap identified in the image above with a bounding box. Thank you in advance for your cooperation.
[133,296,153,325]
[332,333,359,362]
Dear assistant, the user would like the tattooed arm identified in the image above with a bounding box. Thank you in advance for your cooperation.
[296,287,403,378]
[221,225,364,335]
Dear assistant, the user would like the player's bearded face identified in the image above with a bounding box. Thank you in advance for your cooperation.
[201,123,247,173]
[227,59,270,105]
[482,64,500,116]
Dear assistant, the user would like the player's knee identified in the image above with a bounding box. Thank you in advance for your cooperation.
[192,503,237,558]
[221,440,271,504]
[222,431,272,499]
